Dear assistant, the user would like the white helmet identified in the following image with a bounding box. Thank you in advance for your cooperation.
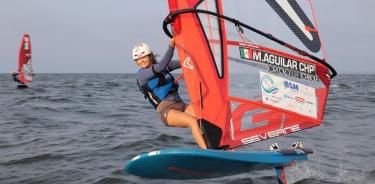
[132,43,152,60]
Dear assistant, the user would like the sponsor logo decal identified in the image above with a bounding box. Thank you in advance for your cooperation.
[241,124,301,144]
[24,43,29,50]
[260,71,318,118]
[239,47,318,81]
[295,96,305,103]
[183,57,194,69]
[148,151,161,156]
[283,94,294,100]
[268,65,318,81]
[260,74,279,94]
[284,81,299,91]
[23,37,30,50]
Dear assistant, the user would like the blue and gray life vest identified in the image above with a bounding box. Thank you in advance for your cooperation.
[138,68,178,108]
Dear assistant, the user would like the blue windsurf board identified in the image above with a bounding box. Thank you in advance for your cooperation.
[125,148,312,179]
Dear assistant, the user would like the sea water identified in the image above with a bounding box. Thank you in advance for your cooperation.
[0,73,374,184]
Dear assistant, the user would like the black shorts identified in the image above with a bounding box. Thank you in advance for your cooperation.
[156,100,187,125]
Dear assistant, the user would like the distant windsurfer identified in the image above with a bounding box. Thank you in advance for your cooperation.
[11,71,28,88]
[133,38,207,149]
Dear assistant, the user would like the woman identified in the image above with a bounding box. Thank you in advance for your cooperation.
[133,38,207,149]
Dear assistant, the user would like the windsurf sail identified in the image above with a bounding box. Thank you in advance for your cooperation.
[18,33,33,84]
[164,0,336,149]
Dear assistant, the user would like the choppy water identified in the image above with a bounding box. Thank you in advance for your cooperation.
[0,74,374,184]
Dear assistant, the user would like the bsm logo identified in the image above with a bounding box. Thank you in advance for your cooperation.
[284,81,299,91]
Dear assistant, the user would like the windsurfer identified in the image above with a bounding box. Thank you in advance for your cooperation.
[12,71,28,88]
[11,71,22,84]
[133,38,207,149]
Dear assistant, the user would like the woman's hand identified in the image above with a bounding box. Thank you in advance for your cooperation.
[169,37,175,47]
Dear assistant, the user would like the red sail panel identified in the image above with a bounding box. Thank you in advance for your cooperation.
[18,33,33,84]
[168,0,230,149]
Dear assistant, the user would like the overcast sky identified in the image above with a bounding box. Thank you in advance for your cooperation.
[1,0,374,74]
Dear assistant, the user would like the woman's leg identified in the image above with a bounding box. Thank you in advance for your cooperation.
[166,109,207,149]
[184,104,196,117]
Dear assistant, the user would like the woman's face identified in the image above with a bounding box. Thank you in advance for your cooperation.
[135,55,152,68]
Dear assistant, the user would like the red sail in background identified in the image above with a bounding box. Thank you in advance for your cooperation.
[165,0,335,149]
[18,33,33,84]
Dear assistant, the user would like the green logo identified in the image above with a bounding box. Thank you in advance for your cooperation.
[261,75,279,94]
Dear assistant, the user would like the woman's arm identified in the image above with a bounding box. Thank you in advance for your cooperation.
[153,44,175,73]
[167,59,181,71]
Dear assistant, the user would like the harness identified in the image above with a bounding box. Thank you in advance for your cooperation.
[138,66,178,108]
